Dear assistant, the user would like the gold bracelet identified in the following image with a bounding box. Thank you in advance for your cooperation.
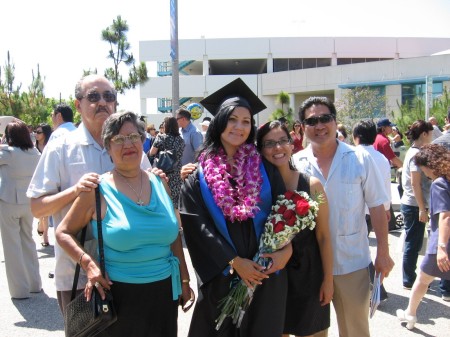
[78,252,86,266]
[182,279,190,284]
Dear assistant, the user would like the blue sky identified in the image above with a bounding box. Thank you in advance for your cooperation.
[1,0,450,114]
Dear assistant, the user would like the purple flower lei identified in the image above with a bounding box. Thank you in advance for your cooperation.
[200,144,262,222]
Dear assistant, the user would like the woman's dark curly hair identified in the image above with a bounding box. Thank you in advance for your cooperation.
[413,144,450,179]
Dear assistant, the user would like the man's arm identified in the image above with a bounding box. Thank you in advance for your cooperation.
[191,130,204,152]
[369,204,395,281]
[390,156,403,169]
[30,172,100,218]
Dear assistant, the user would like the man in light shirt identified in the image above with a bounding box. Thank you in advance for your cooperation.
[293,97,394,337]
[48,103,76,142]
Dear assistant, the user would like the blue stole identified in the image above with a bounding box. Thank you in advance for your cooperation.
[198,162,272,275]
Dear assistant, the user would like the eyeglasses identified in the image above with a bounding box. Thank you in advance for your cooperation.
[176,117,184,121]
[110,133,142,145]
[35,130,43,134]
[302,114,335,126]
[263,138,292,149]
[81,91,116,103]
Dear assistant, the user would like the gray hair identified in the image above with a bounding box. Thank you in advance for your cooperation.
[102,111,145,150]
[74,74,116,100]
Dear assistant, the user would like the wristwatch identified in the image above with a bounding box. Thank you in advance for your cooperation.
[438,243,447,248]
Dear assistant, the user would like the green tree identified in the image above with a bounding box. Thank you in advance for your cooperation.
[269,91,294,126]
[20,65,49,125]
[102,15,148,94]
[394,87,450,135]
[335,87,387,130]
[0,51,23,117]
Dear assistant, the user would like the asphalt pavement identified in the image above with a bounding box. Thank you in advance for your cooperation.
[0,184,449,337]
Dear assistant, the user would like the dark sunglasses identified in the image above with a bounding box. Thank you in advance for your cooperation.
[81,91,116,103]
[302,114,335,126]
[35,130,43,134]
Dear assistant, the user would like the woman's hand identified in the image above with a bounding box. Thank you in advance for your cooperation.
[83,259,112,301]
[233,257,269,289]
[419,209,428,223]
[319,277,334,306]
[181,163,196,180]
[179,283,195,312]
[261,243,292,275]
[437,246,450,273]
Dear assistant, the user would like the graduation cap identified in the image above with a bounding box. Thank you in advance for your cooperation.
[200,78,266,116]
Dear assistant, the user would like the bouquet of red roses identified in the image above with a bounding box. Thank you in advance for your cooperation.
[215,190,322,330]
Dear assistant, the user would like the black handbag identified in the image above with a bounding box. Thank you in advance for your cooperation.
[64,187,117,337]
[155,149,177,172]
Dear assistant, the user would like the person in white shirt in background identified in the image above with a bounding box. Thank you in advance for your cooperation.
[352,119,392,302]
[428,116,443,141]
[48,103,76,142]
[199,116,211,140]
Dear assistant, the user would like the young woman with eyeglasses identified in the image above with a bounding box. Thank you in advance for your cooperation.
[290,119,304,154]
[257,120,333,337]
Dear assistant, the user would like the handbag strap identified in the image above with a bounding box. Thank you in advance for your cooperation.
[70,186,104,300]
[95,187,106,276]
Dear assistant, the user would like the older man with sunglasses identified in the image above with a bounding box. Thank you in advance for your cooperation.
[292,97,394,337]
[26,74,151,313]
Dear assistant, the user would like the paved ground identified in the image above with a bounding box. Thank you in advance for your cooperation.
[0,184,449,336]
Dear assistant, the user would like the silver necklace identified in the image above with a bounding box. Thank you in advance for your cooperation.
[115,169,144,206]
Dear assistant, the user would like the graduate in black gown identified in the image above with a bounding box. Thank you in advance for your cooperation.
[257,121,333,337]
[180,78,290,337]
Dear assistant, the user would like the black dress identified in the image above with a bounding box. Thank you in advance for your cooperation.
[283,174,330,336]
[180,160,287,337]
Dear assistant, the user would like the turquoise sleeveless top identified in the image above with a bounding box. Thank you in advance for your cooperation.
[91,173,181,300]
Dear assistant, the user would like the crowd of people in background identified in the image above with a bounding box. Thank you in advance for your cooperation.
[0,75,449,337]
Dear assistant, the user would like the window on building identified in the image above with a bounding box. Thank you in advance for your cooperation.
[317,58,332,67]
[302,59,316,69]
[401,82,443,107]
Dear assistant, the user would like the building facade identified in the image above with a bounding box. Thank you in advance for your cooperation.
[139,36,450,125]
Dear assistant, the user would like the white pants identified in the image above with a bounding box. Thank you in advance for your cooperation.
[0,200,41,298]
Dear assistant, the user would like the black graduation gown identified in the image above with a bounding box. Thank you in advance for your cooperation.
[180,159,287,337]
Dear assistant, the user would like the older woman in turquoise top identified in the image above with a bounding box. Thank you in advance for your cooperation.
[56,111,191,337]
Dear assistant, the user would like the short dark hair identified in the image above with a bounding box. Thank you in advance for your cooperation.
[176,108,191,120]
[102,111,145,150]
[352,120,377,145]
[54,103,74,122]
[5,120,34,150]
[164,116,180,136]
[298,97,336,122]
